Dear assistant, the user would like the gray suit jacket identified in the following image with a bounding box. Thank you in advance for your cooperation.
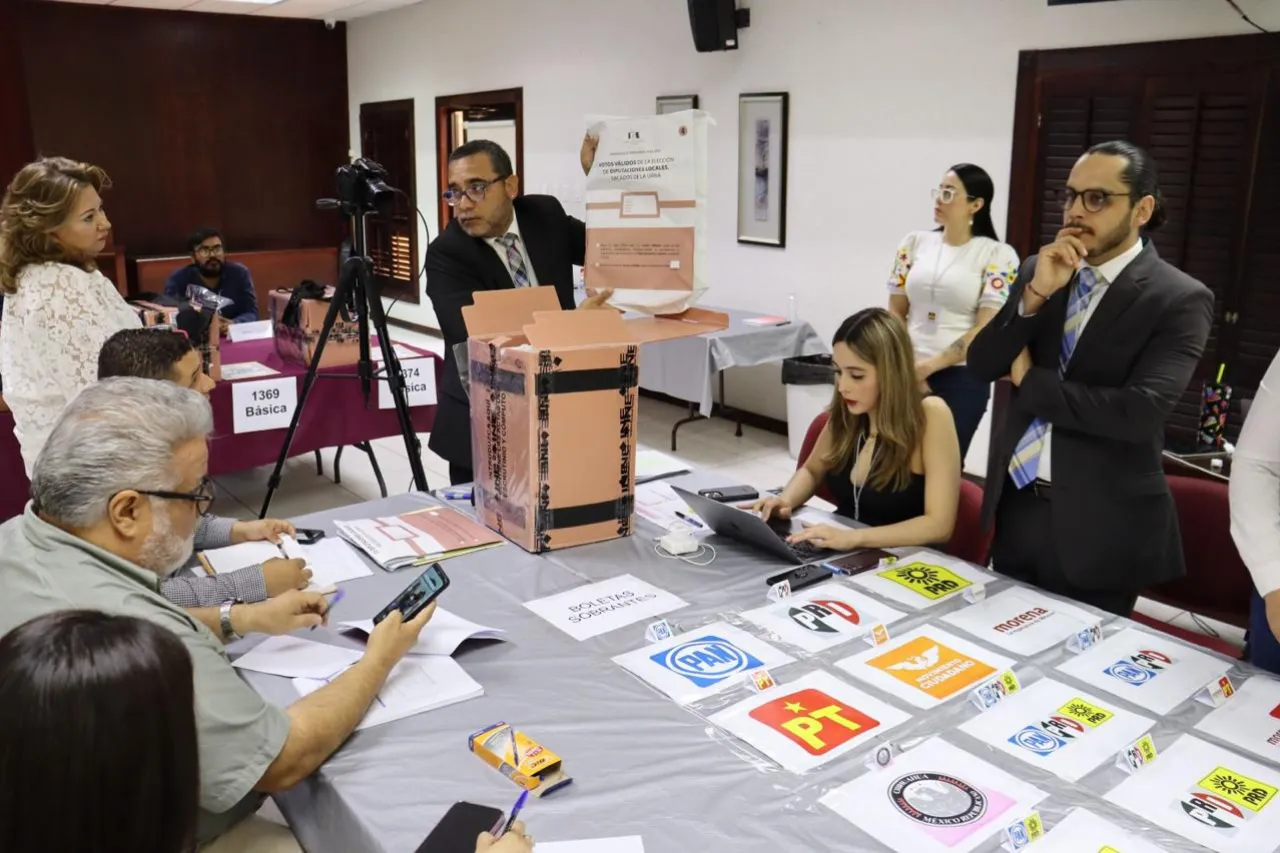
[967,241,1214,591]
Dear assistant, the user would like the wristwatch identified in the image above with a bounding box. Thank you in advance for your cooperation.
[219,600,243,641]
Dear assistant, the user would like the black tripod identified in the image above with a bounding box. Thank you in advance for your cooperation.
[259,194,428,517]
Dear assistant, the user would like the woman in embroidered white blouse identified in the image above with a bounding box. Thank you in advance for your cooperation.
[887,164,1020,461]
[0,157,140,475]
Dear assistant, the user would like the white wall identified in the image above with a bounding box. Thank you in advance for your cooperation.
[348,0,1266,472]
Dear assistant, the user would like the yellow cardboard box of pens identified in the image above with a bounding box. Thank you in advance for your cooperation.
[469,722,572,797]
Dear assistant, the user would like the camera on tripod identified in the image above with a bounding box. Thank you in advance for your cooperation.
[335,158,395,212]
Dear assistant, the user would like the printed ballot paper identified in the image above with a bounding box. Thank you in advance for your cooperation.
[1055,626,1231,715]
[613,621,794,706]
[708,670,910,773]
[740,582,905,654]
[523,575,688,641]
[849,551,992,610]
[198,535,373,592]
[835,626,1015,710]
[1032,808,1169,853]
[339,609,506,657]
[584,110,711,315]
[819,737,1047,853]
[958,678,1155,783]
[1196,675,1280,763]
[1107,734,1280,853]
[294,655,482,731]
[941,587,1098,656]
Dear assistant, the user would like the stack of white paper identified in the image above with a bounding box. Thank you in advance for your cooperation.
[232,636,363,680]
[540,839,644,853]
[634,450,690,484]
[338,609,507,656]
[293,656,483,730]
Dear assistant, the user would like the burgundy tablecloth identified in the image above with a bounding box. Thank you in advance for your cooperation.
[0,337,441,521]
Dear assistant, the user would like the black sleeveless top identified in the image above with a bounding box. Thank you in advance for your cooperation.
[824,449,926,527]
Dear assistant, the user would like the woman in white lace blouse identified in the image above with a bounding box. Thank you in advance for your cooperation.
[0,157,139,475]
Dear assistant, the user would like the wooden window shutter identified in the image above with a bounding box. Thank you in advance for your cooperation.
[1137,73,1265,449]
[358,100,419,305]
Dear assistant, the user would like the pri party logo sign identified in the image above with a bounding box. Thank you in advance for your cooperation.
[748,687,881,756]
[1178,766,1277,833]
[1007,697,1114,758]
[650,635,763,688]
[888,771,1015,846]
[871,636,995,699]
[1103,649,1172,686]
[879,561,972,600]
[787,599,862,634]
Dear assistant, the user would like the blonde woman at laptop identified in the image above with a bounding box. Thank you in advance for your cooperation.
[754,308,961,551]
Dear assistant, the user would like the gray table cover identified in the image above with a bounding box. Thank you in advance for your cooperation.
[238,479,1258,853]
[635,308,827,416]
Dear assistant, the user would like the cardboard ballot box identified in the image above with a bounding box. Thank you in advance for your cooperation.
[463,286,726,552]
[269,286,361,369]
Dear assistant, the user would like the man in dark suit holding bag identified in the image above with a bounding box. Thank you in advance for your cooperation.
[425,139,611,485]
[968,141,1213,615]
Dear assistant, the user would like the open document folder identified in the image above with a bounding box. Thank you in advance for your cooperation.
[338,609,507,657]
[335,504,503,570]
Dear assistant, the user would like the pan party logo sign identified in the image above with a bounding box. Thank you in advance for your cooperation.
[1178,767,1277,832]
[787,599,862,634]
[748,687,881,755]
[870,636,995,699]
[878,561,972,600]
[1103,649,1172,686]
[650,635,763,688]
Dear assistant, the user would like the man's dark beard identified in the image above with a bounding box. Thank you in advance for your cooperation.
[1090,220,1134,260]
[199,260,223,278]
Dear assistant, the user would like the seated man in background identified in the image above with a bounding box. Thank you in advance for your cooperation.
[0,377,436,851]
[98,328,310,607]
[425,138,611,485]
[165,227,260,329]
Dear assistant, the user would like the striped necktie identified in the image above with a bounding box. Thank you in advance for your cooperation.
[1008,266,1100,489]
[496,233,531,288]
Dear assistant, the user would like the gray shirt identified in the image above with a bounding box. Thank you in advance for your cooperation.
[0,507,291,843]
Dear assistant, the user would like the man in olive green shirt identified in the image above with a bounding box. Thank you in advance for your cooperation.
[0,378,433,851]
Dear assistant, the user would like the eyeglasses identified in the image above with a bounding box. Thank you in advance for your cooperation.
[194,245,225,258]
[133,476,216,515]
[1057,187,1129,214]
[442,176,509,206]
[931,187,974,205]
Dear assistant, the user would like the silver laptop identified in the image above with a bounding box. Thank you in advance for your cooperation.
[670,485,830,564]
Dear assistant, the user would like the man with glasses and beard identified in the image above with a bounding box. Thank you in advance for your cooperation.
[0,377,437,851]
[425,138,612,485]
[165,227,261,330]
[968,140,1213,616]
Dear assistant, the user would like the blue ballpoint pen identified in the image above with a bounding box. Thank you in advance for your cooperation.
[495,789,529,837]
[674,510,704,529]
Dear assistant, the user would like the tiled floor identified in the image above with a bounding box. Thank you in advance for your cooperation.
[215,326,1247,657]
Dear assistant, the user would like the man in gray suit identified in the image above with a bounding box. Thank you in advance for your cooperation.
[968,140,1213,616]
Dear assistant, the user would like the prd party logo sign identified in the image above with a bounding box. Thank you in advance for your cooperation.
[1179,767,1277,833]
[787,599,862,634]
[650,635,763,688]
[749,687,881,755]
[1103,649,1172,686]
[888,771,1015,846]
[879,561,972,600]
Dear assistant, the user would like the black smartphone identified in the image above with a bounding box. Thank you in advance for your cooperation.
[822,549,894,576]
[765,564,836,591]
[293,528,325,545]
[698,485,759,503]
[415,801,503,853]
[373,563,450,625]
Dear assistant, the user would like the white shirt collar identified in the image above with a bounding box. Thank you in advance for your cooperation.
[1089,236,1144,286]
[484,213,523,247]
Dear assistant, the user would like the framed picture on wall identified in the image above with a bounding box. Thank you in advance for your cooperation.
[737,92,789,248]
[656,94,699,114]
